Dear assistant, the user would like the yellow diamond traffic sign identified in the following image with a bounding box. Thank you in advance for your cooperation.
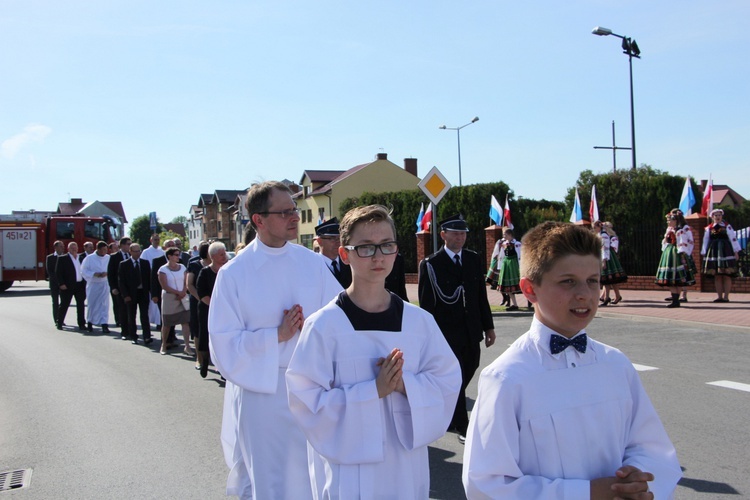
[418,166,452,206]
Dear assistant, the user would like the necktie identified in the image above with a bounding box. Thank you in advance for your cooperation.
[134,260,141,287]
[550,333,587,354]
[331,259,339,276]
[454,254,461,267]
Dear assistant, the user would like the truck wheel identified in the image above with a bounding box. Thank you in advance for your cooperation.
[0,281,13,292]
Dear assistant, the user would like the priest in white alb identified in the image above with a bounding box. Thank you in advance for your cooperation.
[81,241,111,332]
[209,181,342,499]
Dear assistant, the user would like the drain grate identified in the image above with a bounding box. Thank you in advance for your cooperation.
[0,469,32,493]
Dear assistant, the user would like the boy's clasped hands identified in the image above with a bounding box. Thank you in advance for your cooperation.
[591,465,655,500]
[376,348,406,398]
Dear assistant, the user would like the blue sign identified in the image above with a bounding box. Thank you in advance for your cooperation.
[149,212,157,230]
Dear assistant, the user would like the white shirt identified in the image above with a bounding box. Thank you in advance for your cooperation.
[140,245,165,265]
[463,317,682,499]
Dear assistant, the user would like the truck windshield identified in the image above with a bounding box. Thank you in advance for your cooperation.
[83,220,109,241]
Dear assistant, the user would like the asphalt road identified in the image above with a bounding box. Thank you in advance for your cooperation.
[2,283,749,498]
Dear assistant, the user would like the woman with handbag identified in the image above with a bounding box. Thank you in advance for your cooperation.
[158,247,193,356]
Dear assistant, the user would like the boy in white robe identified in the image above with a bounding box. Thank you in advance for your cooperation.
[287,205,461,499]
[463,221,681,499]
[81,241,111,331]
[209,181,342,499]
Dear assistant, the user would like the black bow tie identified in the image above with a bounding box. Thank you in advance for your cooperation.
[550,333,587,354]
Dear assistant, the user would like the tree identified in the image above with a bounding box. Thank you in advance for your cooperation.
[129,214,164,247]
[170,215,187,225]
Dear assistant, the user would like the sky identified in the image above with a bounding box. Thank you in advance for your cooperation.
[1,1,748,225]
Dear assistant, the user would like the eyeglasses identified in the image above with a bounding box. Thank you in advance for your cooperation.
[257,208,300,219]
[343,241,398,258]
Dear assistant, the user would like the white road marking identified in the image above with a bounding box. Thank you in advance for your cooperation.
[707,380,750,393]
[632,364,659,371]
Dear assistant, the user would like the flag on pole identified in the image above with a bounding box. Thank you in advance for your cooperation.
[421,202,433,231]
[679,177,696,216]
[489,195,502,226]
[589,185,600,223]
[416,203,425,231]
[503,195,514,229]
[700,176,713,216]
[570,188,583,223]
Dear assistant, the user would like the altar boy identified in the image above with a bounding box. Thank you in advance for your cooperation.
[287,205,461,499]
[463,221,681,499]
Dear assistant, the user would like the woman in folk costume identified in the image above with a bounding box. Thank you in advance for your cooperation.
[593,220,627,306]
[669,208,697,302]
[656,211,696,308]
[486,237,511,306]
[496,228,521,311]
[600,221,627,304]
[701,208,741,303]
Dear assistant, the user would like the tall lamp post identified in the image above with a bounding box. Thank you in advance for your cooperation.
[592,26,640,170]
[439,116,479,186]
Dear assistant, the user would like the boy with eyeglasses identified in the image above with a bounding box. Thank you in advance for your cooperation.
[287,204,461,499]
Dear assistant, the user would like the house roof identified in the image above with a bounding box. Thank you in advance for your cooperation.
[163,223,186,237]
[57,199,128,223]
[300,170,345,185]
[197,193,213,206]
[308,162,372,196]
[213,190,246,204]
[713,186,746,206]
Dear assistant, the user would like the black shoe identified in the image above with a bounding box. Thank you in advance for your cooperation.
[131,338,139,345]
[144,338,154,345]
[87,322,93,332]
[664,297,673,302]
[78,324,87,331]
[200,362,209,379]
[679,297,687,302]
[102,324,110,333]
[56,324,63,331]
[506,305,519,311]
[457,434,466,445]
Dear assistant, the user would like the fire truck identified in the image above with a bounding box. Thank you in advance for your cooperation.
[0,213,122,292]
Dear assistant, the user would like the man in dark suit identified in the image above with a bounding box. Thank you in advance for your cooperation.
[385,253,409,301]
[56,241,87,331]
[118,243,153,345]
[46,240,65,326]
[314,218,352,288]
[418,214,496,444]
[107,237,131,332]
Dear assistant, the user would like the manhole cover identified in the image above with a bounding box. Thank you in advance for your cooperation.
[0,469,32,493]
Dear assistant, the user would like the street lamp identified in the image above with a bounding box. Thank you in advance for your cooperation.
[592,26,640,170]
[439,116,479,186]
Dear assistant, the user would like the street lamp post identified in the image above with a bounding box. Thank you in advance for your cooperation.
[439,116,479,186]
[592,26,640,170]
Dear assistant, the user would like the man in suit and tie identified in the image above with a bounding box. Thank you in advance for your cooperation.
[56,241,87,331]
[315,218,352,288]
[107,237,131,333]
[418,214,496,444]
[46,240,65,326]
[118,243,153,345]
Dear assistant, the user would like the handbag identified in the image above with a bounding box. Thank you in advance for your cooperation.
[180,295,190,311]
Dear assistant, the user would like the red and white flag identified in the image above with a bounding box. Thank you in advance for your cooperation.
[589,185,600,223]
[503,195,513,229]
[700,176,713,216]
[421,202,433,231]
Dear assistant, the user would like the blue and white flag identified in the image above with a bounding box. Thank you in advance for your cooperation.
[416,203,425,232]
[569,188,583,223]
[679,177,696,216]
[489,195,502,226]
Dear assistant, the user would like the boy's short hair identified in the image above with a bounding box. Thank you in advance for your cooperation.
[339,205,396,246]
[521,221,601,283]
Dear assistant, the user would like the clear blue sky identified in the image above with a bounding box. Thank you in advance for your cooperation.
[2,1,748,224]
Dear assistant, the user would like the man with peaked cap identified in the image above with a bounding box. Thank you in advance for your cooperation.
[315,217,352,288]
[418,213,496,444]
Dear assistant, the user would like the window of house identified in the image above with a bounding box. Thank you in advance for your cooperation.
[300,234,314,249]
[308,209,313,222]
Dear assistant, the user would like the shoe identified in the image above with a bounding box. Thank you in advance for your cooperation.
[131,338,139,345]
[78,324,87,331]
[144,338,154,345]
[666,301,680,308]
[600,298,611,307]
[155,324,162,330]
[457,434,466,445]
[611,297,622,305]
[200,362,209,379]
[87,322,93,332]
[664,297,673,302]
[184,347,195,356]
[679,297,687,302]
[56,324,63,331]
[713,298,723,303]
[160,349,167,355]
[101,324,110,333]
[506,305,519,311]
[121,335,127,340]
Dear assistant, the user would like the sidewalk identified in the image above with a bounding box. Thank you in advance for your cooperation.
[405,285,750,331]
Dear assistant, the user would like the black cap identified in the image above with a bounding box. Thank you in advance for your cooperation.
[439,214,469,232]
[315,217,340,237]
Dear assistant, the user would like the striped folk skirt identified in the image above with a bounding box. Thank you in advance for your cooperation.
[601,251,628,285]
[703,239,738,276]
[498,256,521,294]
[655,244,696,287]
[485,257,499,288]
